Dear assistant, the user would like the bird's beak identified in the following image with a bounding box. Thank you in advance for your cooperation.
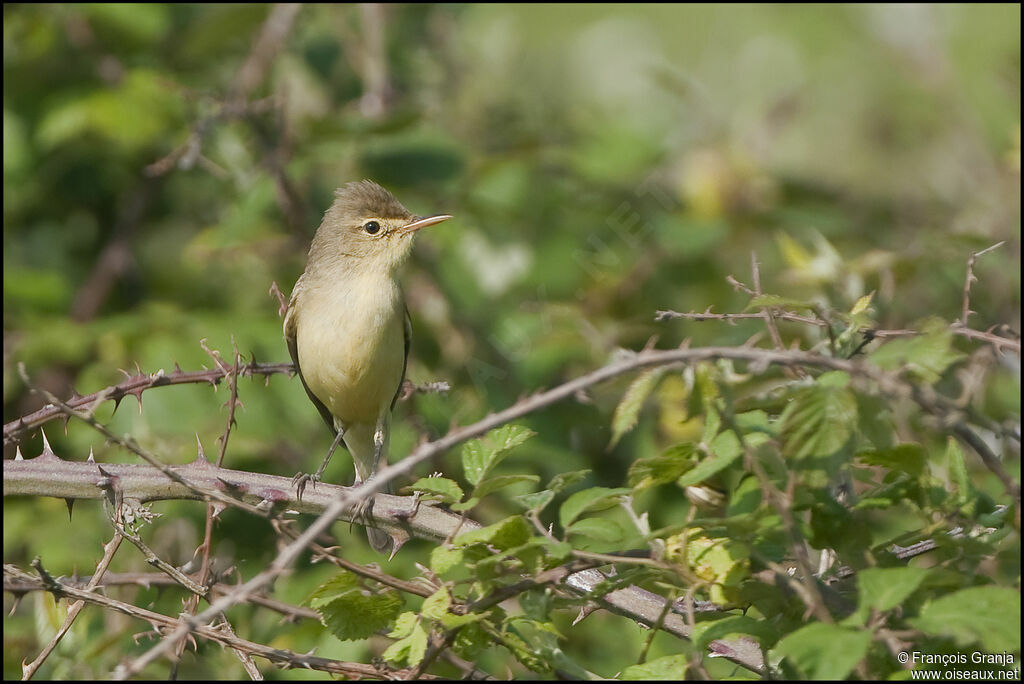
[402,214,452,233]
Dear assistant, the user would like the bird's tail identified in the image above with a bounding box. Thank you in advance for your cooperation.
[345,421,393,554]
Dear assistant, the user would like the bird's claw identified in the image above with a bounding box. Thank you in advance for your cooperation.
[291,471,321,502]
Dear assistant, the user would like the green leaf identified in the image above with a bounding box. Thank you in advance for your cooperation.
[462,424,536,485]
[404,476,464,504]
[548,469,591,493]
[910,586,1020,651]
[452,622,490,660]
[308,572,404,641]
[629,444,696,490]
[857,443,926,476]
[430,546,464,575]
[450,497,480,512]
[567,517,623,542]
[388,611,418,639]
[946,438,971,506]
[474,474,540,499]
[610,367,666,448]
[514,489,556,513]
[559,487,630,529]
[772,623,872,680]
[779,372,857,478]
[382,621,429,667]
[420,588,451,620]
[869,318,966,383]
[454,515,531,551]
[676,432,744,487]
[848,567,930,625]
[692,615,778,652]
[620,654,688,680]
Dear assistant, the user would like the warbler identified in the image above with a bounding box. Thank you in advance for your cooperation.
[284,180,451,553]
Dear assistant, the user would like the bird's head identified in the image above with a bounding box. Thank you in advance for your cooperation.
[309,180,451,275]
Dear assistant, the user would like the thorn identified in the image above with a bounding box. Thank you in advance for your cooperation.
[387,531,411,561]
[210,502,227,519]
[40,429,53,455]
[118,368,133,380]
[572,602,599,626]
[15,447,23,461]
[87,448,96,463]
[65,498,75,520]
[194,435,209,464]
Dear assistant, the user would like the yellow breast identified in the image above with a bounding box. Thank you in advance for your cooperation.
[295,274,406,426]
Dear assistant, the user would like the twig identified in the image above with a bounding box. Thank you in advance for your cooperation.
[21,531,124,679]
[655,310,1020,354]
[5,564,432,680]
[4,361,293,446]
[960,241,1005,327]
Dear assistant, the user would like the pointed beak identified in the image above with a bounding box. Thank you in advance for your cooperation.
[401,214,452,233]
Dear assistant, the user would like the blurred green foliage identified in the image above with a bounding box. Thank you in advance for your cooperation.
[3,3,1019,680]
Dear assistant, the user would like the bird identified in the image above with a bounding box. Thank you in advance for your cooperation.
[283,180,451,553]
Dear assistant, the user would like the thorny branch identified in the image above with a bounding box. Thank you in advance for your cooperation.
[6,338,1018,676]
[5,564,434,680]
[4,361,293,446]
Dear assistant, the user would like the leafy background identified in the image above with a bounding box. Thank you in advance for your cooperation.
[3,3,1020,679]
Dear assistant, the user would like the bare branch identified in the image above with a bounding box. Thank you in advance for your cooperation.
[961,241,1006,327]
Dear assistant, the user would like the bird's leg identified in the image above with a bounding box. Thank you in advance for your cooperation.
[293,423,347,501]
[351,416,390,537]
[316,427,348,481]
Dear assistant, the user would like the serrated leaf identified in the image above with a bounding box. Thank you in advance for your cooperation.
[430,546,464,575]
[850,291,874,316]
[547,469,591,493]
[420,588,451,620]
[567,517,623,542]
[910,586,1020,651]
[676,432,744,487]
[692,615,778,652]
[946,438,971,505]
[559,486,630,529]
[388,611,418,639]
[454,515,531,551]
[849,567,930,625]
[610,367,666,448]
[405,476,464,504]
[309,572,404,641]
[779,372,857,477]
[440,610,488,629]
[382,621,429,667]
[772,624,872,680]
[629,444,696,490]
[857,444,926,476]
[869,318,966,383]
[462,424,536,485]
[453,621,490,660]
[514,489,556,513]
[473,474,540,499]
[450,496,480,512]
[620,654,688,680]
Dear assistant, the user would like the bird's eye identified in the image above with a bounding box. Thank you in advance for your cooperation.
[363,220,381,235]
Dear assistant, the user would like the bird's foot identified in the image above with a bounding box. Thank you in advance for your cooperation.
[291,470,321,502]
